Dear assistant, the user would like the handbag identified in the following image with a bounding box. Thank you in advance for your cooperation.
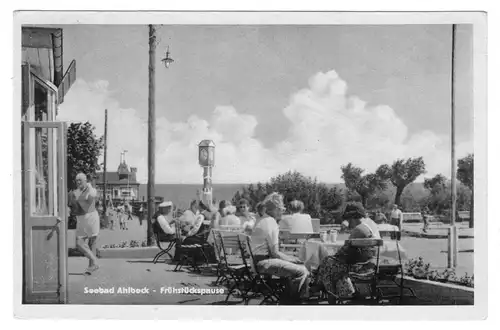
[335,276,355,297]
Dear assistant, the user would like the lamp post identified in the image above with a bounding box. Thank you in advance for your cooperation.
[147,24,174,246]
[198,140,215,207]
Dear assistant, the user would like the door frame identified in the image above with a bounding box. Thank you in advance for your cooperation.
[23,121,68,304]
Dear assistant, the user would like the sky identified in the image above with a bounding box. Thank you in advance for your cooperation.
[56,24,473,184]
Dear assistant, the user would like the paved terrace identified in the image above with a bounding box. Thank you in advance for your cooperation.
[67,216,474,305]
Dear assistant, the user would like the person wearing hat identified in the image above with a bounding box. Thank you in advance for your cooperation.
[236,198,256,234]
[315,202,381,301]
[153,201,175,235]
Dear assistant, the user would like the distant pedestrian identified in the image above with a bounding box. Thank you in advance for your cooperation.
[421,207,430,233]
[390,204,403,240]
[125,202,133,221]
[139,204,144,226]
[374,209,387,224]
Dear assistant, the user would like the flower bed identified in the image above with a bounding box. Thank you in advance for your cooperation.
[101,239,149,249]
[404,257,474,288]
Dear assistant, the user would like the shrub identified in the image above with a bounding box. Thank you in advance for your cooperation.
[233,171,343,224]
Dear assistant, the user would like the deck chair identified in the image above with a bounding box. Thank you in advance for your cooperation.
[376,229,417,303]
[173,222,209,273]
[238,234,286,305]
[152,220,176,264]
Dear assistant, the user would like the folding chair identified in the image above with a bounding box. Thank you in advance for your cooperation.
[376,229,417,304]
[152,221,176,264]
[211,229,240,286]
[238,235,286,305]
[173,222,209,273]
[322,238,383,305]
[219,225,243,232]
[210,229,226,285]
[214,230,254,303]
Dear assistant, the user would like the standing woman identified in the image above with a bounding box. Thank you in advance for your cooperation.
[70,173,100,274]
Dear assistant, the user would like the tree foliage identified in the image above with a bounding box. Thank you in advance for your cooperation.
[388,157,426,206]
[340,163,391,207]
[424,174,447,193]
[457,154,473,190]
[457,153,474,228]
[66,122,104,191]
[422,173,472,215]
[232,171,343,223]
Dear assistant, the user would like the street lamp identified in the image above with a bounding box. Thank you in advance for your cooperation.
[198,140,215,207]
[147,26,175,246]
[161,46,174,69]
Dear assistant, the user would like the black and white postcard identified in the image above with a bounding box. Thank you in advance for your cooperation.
[12,11,487,320]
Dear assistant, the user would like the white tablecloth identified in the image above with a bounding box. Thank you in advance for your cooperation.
[298,239,408,271]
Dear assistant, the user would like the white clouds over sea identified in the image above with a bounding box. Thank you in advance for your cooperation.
[58,70,473,184]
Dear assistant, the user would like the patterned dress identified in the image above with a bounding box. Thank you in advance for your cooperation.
[316,219,379,297]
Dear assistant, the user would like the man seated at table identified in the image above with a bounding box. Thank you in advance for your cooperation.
[152,201,175,235]
[250,193,309,301]
[279,200,314,233]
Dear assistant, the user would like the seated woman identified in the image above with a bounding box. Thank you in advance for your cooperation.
[236,198,256,234]
[316,202,381,299]
[250,192,309,302]
[219,204,240,227]
[211,200,230,229]
[279,200,314,233]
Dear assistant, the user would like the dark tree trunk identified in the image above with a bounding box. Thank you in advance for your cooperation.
[394,186,404,207]
[469,193,474,228]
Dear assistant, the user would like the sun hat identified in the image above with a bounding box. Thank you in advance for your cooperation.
[343,202,366,219]
[159,201,173,208]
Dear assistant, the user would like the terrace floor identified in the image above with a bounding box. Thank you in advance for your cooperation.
[68,256,472,305]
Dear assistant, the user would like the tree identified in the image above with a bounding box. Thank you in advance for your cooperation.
[340,163,391,207]
[424,174,447,193]
[388,157,426,207]
[423,174,449,214]
[457,154,474,228]
[233,171,343,223]
[66,122,104,191]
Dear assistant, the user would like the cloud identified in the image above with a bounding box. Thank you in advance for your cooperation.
[58,71,473,184]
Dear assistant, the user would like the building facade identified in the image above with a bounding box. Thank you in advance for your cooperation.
[21,26,76,304]
[95,157,140,203]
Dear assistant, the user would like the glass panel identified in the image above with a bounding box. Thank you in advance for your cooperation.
[34,81,49,121]
[32,127,54,216]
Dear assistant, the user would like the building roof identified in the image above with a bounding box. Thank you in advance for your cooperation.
[95,172,139,185]
[198,140,216,147]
